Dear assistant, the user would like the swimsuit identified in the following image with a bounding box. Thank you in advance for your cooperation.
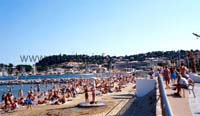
[25,99,33,105]
[171,73,177,79]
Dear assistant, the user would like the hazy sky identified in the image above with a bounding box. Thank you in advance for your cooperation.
[0,0,200,65]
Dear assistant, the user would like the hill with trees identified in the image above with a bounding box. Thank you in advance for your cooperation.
[36,50,200,67]
[1,50,199,72]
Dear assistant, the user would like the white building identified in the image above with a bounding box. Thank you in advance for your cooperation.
[1,67,8,76]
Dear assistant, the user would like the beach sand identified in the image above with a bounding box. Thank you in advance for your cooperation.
[1,83,135,116]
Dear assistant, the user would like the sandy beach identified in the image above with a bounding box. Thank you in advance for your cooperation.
[1,83,135,116]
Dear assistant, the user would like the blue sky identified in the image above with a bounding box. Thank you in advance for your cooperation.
[0,0,200,65]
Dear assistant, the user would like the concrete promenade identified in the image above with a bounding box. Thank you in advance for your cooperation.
[189,83,200,116]
[166,84,200,116]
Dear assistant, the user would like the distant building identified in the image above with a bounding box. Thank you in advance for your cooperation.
[11,67,18,76]
[114,58,166,70]
[145,58,167,67]
[46,68,64,75]
[114,61,148,71]
[62,62,83,68]
[0,67,8,76]
[20,66,27,76]
[87,64,107,73]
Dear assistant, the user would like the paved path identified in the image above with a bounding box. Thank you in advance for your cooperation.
[166,87,192,116]
[189,83,200,116]
[166,83,200,116]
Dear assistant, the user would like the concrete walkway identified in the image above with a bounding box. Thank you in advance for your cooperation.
[189,83,200,116]
[166,87,193,116]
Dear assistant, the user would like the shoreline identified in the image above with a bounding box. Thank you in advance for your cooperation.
[0,74,136,116]
[1,83,135,116]
[0,73,115,85]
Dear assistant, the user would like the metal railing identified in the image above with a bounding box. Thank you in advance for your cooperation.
[157,74,173,116]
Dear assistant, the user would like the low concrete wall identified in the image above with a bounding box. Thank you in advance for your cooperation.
[136,79,156,97]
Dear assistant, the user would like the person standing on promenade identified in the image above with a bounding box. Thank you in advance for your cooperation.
[149,68,154,79]
[170,67,177,84]
[180,63,189,78]
[163,65,171,89]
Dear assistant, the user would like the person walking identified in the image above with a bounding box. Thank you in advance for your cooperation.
[163,65,171,89]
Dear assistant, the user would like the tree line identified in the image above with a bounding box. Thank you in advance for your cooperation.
[1,50,200,72]
[36,50,200,68]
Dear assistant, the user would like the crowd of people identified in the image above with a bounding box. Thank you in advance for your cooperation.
[161,63,194,97]
[0,64,195,113]
[0,74,135,113]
